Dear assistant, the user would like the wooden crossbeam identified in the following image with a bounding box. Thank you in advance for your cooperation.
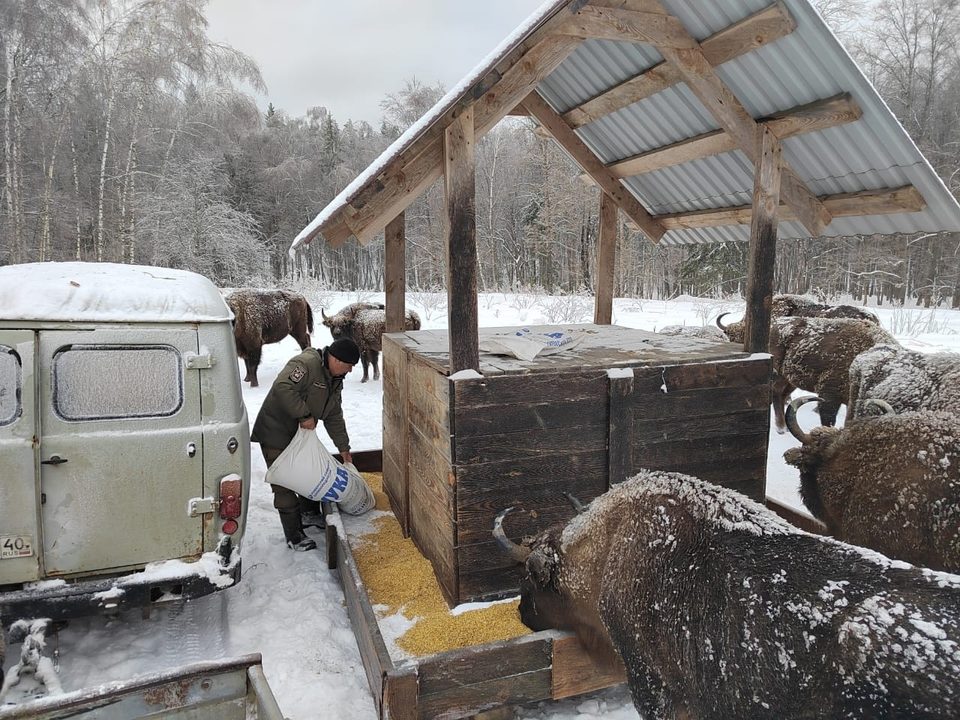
[521,91,666,242]
[559,6,699,48]
[320,35,582,246]
[639,2,830,236]
[562,3,796,129]
[606,94,862,178]
[655,186,927,231]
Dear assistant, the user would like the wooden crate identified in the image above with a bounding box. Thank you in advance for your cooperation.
[326,500,626,720]
[383,324,770,606]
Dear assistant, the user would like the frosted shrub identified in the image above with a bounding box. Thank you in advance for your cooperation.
[509,287,541,322]
[410,287,447,322]
[888,307,955,337]
[541,292,592,324]
[284,275,334,311]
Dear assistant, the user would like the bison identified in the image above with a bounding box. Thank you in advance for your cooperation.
[495,470,960,719]
[767,316,897,431]
[848,343,960,420]
[225,289,313,387]
[322,304,420,382]
[784,395,960,573]
[716,294,879,344]
[657,324,727,341]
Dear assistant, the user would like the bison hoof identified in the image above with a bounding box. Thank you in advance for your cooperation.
[361,378,368,384]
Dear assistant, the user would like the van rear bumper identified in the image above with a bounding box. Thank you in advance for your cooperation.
[0,555,241,625]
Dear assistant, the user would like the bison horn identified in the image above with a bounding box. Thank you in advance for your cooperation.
[785,395,821,444]
[716,312,731,331]
[564,492,586,514]
[493,507,531,563]
[864,398,896,416]
[321,308,329,320]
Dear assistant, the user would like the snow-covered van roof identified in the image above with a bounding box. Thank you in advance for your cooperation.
[0,262,232,323]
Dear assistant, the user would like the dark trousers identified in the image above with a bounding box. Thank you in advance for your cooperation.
[261,445,306,543]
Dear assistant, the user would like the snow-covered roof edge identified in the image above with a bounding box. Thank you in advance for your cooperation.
[289,0,567,256]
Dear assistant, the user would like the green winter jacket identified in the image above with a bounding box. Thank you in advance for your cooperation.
[251,347,350,453]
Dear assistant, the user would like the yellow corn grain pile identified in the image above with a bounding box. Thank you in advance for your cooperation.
[355,472,531,656]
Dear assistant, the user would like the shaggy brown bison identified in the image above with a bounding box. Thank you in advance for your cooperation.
[226,289,313,387]
[716,293,879,344]
[495,470,960,719]
[848,343,960,419]
[784,395,960,573]
[322,304,420,382]
[766,316,896,431]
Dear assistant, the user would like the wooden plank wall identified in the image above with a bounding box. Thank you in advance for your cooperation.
[622,357,771,501]
[451,371,610,603]
[404,352,458,605]
[382,336,410,534]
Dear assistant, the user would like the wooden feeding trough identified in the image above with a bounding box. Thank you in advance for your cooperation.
[324,465,628,720]
[382,324,770,607]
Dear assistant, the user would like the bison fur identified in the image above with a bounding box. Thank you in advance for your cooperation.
[498,470,960,719]
[226,289,313,387]
[767,316,896,432]
[848,343,960,420]
[784,397,960,573]
[322,304,420,382]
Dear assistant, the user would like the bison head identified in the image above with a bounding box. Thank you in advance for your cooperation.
[493,500,621,668]
[321,310,352,339]
[494,509,575,632]
[715,312,745,344]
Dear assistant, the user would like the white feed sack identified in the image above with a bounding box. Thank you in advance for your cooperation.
[265,428,375,515]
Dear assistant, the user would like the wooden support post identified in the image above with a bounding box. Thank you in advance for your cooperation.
[444,108,480,373]
[385,212,406,333]
[594,193,617,324]
[743,126,782,353]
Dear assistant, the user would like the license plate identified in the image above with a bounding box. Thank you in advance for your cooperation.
[1,534,33,559]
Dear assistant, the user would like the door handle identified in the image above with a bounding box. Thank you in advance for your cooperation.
[41,455,68,466]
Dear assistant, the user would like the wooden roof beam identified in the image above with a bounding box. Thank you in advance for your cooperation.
[656,186,926,231]
[634,1,830,236]
[562,3,796,129]
[324,35,582,246]
[521,91,666,242]
[606,93,862,178]
[559,6,699,48]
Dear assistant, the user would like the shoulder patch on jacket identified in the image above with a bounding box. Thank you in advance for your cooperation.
[290,365,306,383]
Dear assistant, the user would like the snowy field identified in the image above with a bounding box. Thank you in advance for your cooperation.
[9,291,960,719]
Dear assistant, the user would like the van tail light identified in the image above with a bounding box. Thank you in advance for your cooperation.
[219,474,242,535]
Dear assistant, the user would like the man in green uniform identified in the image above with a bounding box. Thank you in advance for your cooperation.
[252,337,360,550]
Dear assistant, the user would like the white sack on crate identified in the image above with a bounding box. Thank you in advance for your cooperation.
[265,428,375,515]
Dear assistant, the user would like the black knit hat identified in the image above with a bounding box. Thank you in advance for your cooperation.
[328,338,360,365]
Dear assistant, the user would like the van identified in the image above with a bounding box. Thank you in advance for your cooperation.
[0,262,250,623]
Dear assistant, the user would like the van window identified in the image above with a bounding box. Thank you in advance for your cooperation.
[53,345,183,421]
[0,346,20,426]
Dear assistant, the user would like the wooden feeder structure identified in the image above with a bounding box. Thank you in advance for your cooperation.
[292,1,960,716]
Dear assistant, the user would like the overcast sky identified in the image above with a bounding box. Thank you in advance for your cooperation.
[204,0,547,125]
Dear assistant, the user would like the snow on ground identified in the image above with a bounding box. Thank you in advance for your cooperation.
[9,291,960,719]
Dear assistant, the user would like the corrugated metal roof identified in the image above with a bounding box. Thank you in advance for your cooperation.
[537,0,960,244]
[294,0,960,251]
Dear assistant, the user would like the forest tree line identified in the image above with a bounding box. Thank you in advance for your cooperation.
[2,0,960,305]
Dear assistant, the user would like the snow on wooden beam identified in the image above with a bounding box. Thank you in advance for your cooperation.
[327,35,581,247]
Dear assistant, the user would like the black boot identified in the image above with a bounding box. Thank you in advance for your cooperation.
[299,497,325,528]
[279,508,317,551]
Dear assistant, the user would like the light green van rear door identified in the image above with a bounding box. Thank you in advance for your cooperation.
[38,328,204,577]
[0,331,40,585]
